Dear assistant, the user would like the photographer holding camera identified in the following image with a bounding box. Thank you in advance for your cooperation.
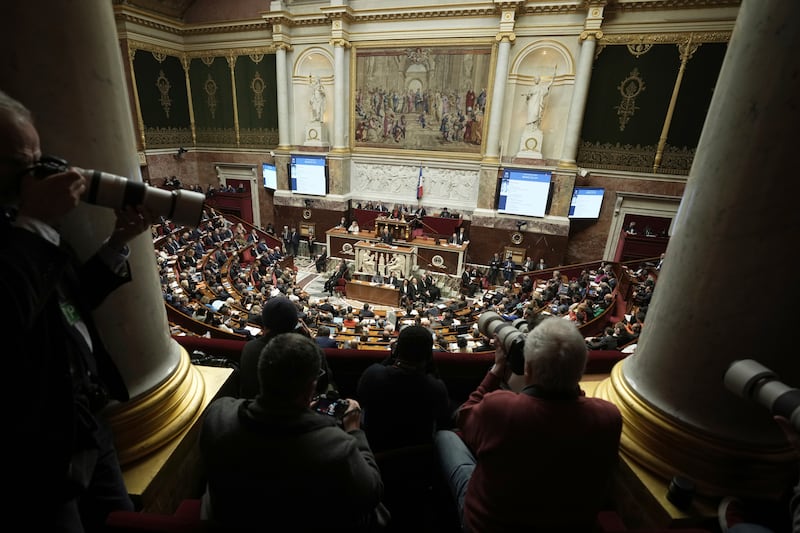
[434,316,622,532]
[0,90,153,531]
[199,332,389,531]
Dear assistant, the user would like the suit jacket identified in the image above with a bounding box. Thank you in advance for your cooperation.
[2,215,131,504]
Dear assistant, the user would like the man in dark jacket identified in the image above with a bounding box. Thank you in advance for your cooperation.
[240,296,333,397]
[0,90,152,531]
[200,333,389,531]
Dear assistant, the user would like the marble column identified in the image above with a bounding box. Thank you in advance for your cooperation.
[333,42,347,151]
[0,1,205,465]
[484,36,513,161]
[275,45,292,150]
[557,33,598,170]
[596,0,800,499]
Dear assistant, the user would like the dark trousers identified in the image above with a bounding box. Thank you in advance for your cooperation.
[52,415,134,533]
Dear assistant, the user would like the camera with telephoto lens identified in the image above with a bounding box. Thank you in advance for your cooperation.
[477,311,530,375]
[724,359,800,432]
[29,155,206,228]
[312,391,350,419]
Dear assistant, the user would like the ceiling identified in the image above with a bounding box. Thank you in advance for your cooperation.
[115,0,197,20]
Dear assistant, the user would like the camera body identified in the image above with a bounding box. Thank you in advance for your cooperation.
[477,311,528,375]
[724,359,800,432]
[312,392,350,419]
[30,155,206,228]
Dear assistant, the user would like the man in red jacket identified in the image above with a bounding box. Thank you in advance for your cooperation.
[435,316,622,532]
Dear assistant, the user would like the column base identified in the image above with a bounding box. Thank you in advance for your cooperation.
[121,364,235,513]
[594,363,795,501]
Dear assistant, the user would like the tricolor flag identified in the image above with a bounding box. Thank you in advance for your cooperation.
[416,165,424,200]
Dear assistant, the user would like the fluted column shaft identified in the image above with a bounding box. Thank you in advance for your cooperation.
[484,38,512,160]
[333,43,346,150]
[275,46,292,149]
[558,35,597,169]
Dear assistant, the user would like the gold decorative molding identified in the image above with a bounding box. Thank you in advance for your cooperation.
[598,31,731,46]
[128,40,275,60]
[106,349,206,466]
[594,364,795,500]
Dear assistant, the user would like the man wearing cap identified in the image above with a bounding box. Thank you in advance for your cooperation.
[356,325,453,453]
[239,296,333,398]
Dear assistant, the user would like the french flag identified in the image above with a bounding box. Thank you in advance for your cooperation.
[416,165,423,200]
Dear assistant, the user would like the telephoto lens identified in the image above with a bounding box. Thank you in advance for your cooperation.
[477,311,527,375]
[724,359,800,432]
[79,169,206,228]
[28,155,206,228]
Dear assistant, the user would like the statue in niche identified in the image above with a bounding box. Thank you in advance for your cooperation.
[523,74,555,128]
[309,76,326,122]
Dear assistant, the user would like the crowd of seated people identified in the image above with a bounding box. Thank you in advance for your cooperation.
[155,202,651,361]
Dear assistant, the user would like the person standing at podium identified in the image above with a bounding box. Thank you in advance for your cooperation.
[380,226,393,245]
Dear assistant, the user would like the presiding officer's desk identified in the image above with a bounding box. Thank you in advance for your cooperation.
[325,228,467,276]
[345,279,401,307]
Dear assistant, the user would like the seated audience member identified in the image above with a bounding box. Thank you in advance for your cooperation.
[357,326,453,453]
[435,317,622,532]
[239,296,333,398]
[586,326,619,351]
[199,333,389,531]
[315,325,338,349]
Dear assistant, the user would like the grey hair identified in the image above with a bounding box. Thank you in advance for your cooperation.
[523,316,587,392]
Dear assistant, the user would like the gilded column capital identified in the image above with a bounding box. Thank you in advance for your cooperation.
[580,30,603,41]
[330,38,351,49]
[496,31,516,43]
[274,42,293,52]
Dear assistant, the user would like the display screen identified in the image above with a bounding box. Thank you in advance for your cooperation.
[569,187,605,219]
[262,162,277,190]
[289,155,327,196]
[497,169,552,218]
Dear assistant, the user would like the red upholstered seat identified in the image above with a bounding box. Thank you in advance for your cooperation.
[105,498,205,532]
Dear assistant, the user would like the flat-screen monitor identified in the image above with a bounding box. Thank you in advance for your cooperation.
[569,186,605,219]
[497,168,551,218]
[262,162,277,190]
[289,155,327,196]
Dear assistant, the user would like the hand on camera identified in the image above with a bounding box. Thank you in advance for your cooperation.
[108,205,155,251]
[341,398,362,432]
[18,169,85,225]
[490,333,510,380]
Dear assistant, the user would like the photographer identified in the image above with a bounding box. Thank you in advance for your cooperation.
[435,316,622,532]
[356,325,454,453]
[0,90,153,531]
[199,333,389,531]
